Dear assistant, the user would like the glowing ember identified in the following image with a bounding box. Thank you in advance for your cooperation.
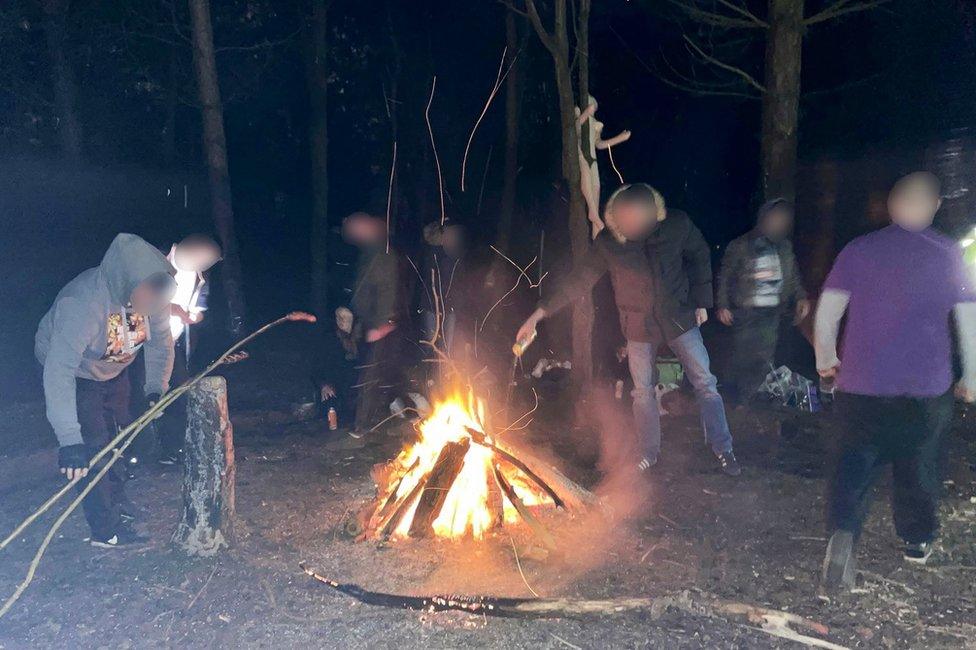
[368,392,553,541]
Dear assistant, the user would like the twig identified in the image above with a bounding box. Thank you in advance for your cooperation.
[607,142,624,184]
[424,77,446,225]
[461,47,508,192]
[386,140,397,254]
[549,633,582,650]
[186,566,218,612]
[509,534,541,598]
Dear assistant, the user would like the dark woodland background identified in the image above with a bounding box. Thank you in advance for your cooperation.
[2,0,975,401]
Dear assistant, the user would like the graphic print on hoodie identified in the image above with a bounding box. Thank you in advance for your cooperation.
[35,233,176,447]
[104,310,148,362]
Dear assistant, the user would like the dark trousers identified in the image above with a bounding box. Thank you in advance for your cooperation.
[76,370,131,539]
[354,332,409,431]
[828,392,953,544]
[157,339,190,456]
[730,307,780,398]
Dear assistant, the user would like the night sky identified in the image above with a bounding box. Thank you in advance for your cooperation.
[1,0,974,400]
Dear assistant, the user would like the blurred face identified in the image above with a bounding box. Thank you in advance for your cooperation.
[335,307,353,334]
[129,276,173,313]
[888,182,941,231]
[441,226,465,257]
[760,207,793,240]
[613,200,657,241]
[174,243,221,273]
[343,215,384,247]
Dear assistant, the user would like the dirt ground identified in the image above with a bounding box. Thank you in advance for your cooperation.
[2,344,976,649]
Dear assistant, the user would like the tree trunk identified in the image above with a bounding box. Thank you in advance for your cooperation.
[173,376,235,556]
[305,0,330,319]
[41,0,82,163]
[188,0,247,335]
[497,11,521,251]
[760,0,803,201]
[161,43,179,167]
[570,0,594,383]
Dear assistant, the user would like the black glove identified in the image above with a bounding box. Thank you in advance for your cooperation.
[58,444,89,478]
[145,392,161,406]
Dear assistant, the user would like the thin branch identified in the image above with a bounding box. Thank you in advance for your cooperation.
[683,34,766,93]
[665,0,768,29]
[424,77,446,226]
[805,0,892,26]
[524,0,557,55]
[610,26,760,100]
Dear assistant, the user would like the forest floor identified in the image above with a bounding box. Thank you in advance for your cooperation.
[2,342,976,649]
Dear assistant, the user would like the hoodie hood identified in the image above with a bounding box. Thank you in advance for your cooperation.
[603,183,667,244]
[99,233,175,304]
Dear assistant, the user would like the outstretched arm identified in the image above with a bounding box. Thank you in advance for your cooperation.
[955,303,976,401]
[596,130,631,149]
[813,289,850,376]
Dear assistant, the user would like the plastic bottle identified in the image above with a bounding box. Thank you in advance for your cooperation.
[512,329,538,358]
[327,407,338,431]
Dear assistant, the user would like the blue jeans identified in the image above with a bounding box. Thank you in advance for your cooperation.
[627,327,733,459]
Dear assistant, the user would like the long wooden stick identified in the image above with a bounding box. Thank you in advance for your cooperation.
[299,564,846,648]
[0,312,315,620]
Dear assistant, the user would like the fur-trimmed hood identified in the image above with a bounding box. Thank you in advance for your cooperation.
[602,183,668,244]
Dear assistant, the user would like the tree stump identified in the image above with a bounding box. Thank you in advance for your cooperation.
[173,376,235,556]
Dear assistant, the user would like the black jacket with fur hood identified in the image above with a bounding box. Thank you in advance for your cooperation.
[541,194,713,344]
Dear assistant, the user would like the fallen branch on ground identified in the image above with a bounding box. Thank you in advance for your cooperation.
[299,564,845,648]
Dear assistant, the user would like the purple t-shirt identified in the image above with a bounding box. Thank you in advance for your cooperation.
[824,224,976,397]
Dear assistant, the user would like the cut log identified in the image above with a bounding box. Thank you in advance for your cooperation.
[172,376,235,556]
[408,439,470,538]
[493,464,556,550]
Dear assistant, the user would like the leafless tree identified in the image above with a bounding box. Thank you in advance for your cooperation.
[518,0,594,380]
[305,0,330,319]
[188,0,247,334]
[660,0,891,201]
[39,0,83,162]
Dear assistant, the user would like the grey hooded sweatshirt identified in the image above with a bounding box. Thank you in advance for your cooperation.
[35,233,176,447]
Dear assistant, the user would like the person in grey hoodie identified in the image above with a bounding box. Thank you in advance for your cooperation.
[35,233,176,547]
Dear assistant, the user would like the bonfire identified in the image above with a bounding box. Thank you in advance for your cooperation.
[357,391,596,546]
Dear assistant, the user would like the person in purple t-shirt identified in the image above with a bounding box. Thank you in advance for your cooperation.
[814,172,976,589]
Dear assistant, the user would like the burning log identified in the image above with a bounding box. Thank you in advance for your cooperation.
[359,394,596,543]
[492,464,556,550]
[408,439,471,537]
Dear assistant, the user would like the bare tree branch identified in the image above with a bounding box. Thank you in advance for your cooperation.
[804,0,892,26]
[666,0,768,29]
[609,25,760,100]
[524,0,558,55]
[683,34,766,93]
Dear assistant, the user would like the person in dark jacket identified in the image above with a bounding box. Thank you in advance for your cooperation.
[516,183,739,475]
[343,211,411,437]
[716,199,810,401]
[311,306,359,425]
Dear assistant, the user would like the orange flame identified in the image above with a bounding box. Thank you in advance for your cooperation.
[378,392,551,540]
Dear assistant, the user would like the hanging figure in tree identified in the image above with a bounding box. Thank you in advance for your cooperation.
[577,95,632,240]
